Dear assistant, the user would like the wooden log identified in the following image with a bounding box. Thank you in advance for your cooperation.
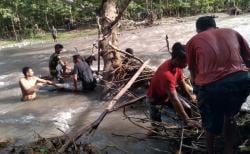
[58,60,150,153]
[108,42,144,64]
[110,95,145,112]
[106,60,150,110]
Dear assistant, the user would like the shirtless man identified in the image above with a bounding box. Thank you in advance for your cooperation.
[19,67,61,101]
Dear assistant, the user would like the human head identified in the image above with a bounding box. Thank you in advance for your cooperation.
[22,67,34,77]
[171,42,187,69]
[196,16,216,33]
[85,55,96,66]
[73,54,82,63]
[54,44,63,54]
[125,48,134,55]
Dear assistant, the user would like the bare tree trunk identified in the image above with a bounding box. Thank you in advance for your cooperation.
[45,14,50,31]
[17,16,23,40]
[11,17,18,41]
[99,0,128,80]
[145,0,149,11]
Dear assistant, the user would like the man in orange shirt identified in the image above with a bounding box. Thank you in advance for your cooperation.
[186,16,250,154]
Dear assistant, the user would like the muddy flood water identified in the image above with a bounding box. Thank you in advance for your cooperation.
[0,13,250,153]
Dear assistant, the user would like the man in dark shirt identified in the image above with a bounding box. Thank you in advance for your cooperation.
[72,54,96,92]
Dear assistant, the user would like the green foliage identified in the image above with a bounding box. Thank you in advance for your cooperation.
[0,0,249,40]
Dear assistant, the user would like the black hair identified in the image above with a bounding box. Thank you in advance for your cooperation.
[54,43,63,49]
[22,67,31,76]
[171,42,185,60]
[73,54,81,61]
[125,48,134,55]
[196,16,216,32]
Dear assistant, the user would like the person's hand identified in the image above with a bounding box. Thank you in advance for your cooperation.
[186,119,201,128]
[190,94,197,103]
[55,83,64,89]
[46,80,53,85]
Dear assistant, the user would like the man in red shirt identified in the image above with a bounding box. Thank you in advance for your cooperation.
[186,16,250,154]
[147,42,199,130]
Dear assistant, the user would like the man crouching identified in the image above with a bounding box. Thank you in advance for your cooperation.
[147,42,200,131]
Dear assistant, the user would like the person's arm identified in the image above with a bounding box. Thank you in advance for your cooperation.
[73,74,78,91]
[185,40,197,84]
[36,77,51,84]
[72,65,78,92]
[179,79,196,103]
[36,77,63,88]
[165,73,199,127]
[238,32,250,68]
[167,90,200,128]
[19,79,37,94]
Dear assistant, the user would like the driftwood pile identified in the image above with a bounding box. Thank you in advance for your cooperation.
[100,44,154,100]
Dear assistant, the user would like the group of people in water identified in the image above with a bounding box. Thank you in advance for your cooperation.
[19,43,97,101]
[19,43,135,101]
[18,15,250,153]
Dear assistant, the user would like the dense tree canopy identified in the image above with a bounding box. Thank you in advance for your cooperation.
[0,0,249,40]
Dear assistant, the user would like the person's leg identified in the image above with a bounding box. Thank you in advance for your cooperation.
[222,76,250,154]
[146,98,162,125]
[224,116,236,154]
[205,130,216,154]
[149,103,162,124]
[196,85,224,154]
[145,98,162,135]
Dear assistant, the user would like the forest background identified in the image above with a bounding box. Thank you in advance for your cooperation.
[0,0,249,42]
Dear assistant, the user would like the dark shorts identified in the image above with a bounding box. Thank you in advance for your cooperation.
[81,78,97,92]
[50,70,58,78]
[195,71,250,135]
[146,97,163,123]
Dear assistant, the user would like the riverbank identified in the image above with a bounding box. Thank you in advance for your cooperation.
[0,28,97,50]
[0,12,244,51]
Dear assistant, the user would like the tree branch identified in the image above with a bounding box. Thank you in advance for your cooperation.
[109,0,132,30]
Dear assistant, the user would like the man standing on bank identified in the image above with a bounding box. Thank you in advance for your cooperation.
[186,16,250,154]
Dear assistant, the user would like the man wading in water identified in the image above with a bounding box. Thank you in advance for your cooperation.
[72,54,96,92]
[19,67,61,101]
